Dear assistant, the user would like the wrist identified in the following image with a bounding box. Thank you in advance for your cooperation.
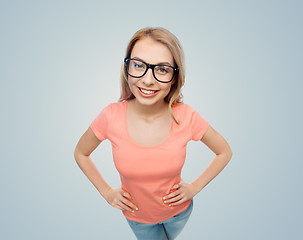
[100,186,112,199]
[191,181,202,196]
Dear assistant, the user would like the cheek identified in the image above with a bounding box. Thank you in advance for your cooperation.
[161,83,173,92]
[127,78,141,96]
[127,77,137,87]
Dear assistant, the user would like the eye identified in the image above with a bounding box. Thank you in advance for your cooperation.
[156,66,170,74]
[130,60,145,69]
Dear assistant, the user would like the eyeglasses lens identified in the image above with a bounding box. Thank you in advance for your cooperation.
[127,59,174,82]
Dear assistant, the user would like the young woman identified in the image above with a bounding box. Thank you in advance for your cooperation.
[74,27,232,240]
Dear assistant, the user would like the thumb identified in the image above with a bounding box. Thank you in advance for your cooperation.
[123,191,132,199]
[171,183,180,190]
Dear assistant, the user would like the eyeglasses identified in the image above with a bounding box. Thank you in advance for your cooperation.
[124,58,178,83]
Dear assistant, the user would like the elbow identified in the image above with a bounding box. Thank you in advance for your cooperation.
[74,147,90,164]
[74,147,82,163]
[226,146,232,162]
[74,148,79,162]
[74,150,84,167]
[219,145,232,163]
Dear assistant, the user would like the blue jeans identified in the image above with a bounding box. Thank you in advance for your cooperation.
[126,200,193,240]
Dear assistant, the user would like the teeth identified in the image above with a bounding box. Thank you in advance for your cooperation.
[140,88,156,94]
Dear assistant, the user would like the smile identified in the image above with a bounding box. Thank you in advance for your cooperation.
[138,87,159,97]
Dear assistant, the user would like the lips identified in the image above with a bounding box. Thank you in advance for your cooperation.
[138,87,159,97]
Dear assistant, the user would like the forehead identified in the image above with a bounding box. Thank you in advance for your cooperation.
[130,37,174,65]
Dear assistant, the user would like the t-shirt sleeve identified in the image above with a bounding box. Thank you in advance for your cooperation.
[89,105,111,141]
[190,106,210,141]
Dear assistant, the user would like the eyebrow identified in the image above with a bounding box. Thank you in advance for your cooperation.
[132,57,173,66]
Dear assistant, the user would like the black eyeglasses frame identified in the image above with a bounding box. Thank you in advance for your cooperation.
[124,58,178,83]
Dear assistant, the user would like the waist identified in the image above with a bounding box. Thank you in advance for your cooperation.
[121,176,189,223]
[123,199,192,224]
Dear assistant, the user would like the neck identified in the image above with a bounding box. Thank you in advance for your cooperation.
[130,99,169,120]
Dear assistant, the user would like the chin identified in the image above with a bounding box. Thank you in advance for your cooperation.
[135,97,162,106]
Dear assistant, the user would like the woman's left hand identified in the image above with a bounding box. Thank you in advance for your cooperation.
[163,180,197,206]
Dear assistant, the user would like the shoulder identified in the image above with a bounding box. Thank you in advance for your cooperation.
[107,101,126,110]
[91,101,126,129]
[174,102,208,125]
[104,100,126,108]
[173,102,198,116]
[92,101,126,122]
[99,101,126,114]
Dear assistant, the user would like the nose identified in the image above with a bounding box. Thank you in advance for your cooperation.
[142,68,156,86]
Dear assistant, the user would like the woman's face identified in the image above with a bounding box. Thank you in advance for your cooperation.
[127,37,175,107]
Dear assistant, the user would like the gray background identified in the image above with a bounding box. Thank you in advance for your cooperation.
[1,0,302,239]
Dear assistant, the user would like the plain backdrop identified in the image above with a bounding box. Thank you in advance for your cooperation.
[1,0,302,239]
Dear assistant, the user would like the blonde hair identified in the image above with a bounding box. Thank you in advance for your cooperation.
[119,27,185,123]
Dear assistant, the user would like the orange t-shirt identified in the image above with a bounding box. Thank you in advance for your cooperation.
[90,101,209,223]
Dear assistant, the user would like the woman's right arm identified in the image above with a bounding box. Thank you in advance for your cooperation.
[74,127,138,212]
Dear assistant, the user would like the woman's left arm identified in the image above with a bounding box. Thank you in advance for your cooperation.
[163,125,232,206]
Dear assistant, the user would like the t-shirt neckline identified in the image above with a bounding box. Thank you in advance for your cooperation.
[123,100,176,149]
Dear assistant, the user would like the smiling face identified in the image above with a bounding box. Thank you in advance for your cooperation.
[127,37,175,107]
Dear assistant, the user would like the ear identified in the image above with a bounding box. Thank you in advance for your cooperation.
[171,75,177,85]
[124,74,130,83]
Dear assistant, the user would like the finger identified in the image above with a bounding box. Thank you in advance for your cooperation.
[168,198,187,206]
[170,183,180,190]
[121,198,138,211]
[122,191,132,200]
[164,194,183,204]
[119,201,136,212]
[111,204,124,211]
[163,190,180,200]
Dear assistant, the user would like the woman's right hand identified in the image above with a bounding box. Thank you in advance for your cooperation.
[103,187,138,212]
